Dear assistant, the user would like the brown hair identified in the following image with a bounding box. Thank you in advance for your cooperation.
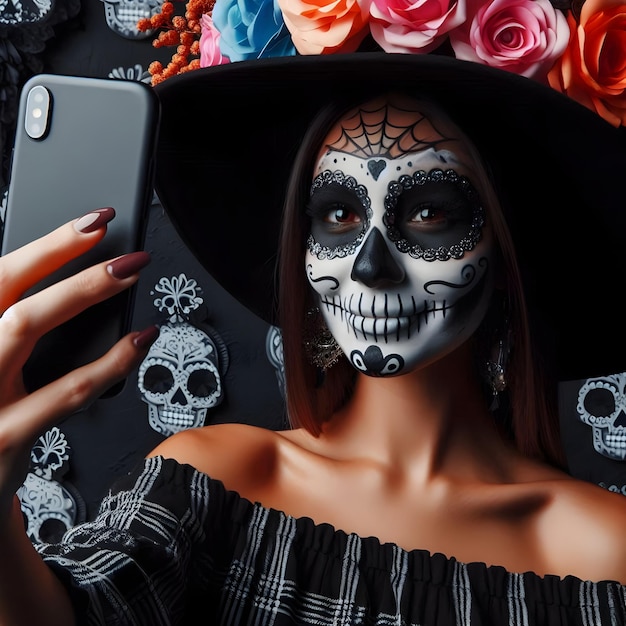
[277,93,566,469]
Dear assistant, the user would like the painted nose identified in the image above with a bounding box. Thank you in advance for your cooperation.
[351,227,405,288]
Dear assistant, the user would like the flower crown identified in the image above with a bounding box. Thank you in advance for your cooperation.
[138,0,626,128]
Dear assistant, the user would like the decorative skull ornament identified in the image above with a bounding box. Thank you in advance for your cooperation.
[138,274,228,436]
[266,325,286,398]
[305,95,495,377]
[576,373,626,461]
[0,0,54,25]
[138,322,224,435]
[17,427,82,543]
[99,0,162,38]
[18,474,78,543]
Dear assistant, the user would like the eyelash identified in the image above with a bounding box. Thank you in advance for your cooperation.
[306,193,364,224]
[400,193,470,229]
[409,204,446,224]
[324,205,360,224]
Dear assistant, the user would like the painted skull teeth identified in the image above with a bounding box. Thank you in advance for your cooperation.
[605,429,626,447]
[159,408,199,429]
[320,294,448,342]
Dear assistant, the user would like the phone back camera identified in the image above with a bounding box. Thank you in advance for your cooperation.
[25,85,51,140]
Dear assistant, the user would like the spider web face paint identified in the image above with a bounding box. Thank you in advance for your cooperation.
[305,96,495,377]
[319,96,456,159]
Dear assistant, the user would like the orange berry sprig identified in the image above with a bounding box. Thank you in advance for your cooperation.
[138,0,215,84]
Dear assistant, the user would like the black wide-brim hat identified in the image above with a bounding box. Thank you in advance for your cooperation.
[154,52,626,382]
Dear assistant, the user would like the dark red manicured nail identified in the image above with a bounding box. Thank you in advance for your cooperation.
[107,251,151,279]
[133,325,160,349]
[74,208,116,233]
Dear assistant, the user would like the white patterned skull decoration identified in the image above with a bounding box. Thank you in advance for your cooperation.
[576,373,626,461]
[99,0,162,38]
[266,325,285,398]
[138,322,224,436]
[17,427,81,543]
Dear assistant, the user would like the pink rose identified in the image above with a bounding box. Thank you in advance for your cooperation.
[199,13,231,67]
[449,0,570,80]
[547,0,626,127]
[277,0,369,54]
[364,0,467,54]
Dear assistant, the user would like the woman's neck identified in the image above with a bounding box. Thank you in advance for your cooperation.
[317,343,519,484]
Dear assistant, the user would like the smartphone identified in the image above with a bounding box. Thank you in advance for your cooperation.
[1,73,160,396]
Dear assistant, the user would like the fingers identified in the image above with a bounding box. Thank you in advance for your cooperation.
[0,327,159,490]
[0,211,158,512]
[0,208,115,311]
[0,251,151,379]
[38,328,157,422]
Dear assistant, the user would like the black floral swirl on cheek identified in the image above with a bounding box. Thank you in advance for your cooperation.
[307,264,339,290]
[423,258,488,295]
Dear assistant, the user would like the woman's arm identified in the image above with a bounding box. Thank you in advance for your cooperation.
[0,211,154,625]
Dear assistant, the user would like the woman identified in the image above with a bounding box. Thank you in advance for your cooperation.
[1,53,626,624]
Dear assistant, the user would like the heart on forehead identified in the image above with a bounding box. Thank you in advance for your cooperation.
[367,159,387,181]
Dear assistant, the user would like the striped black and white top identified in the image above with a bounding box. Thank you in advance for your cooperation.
[37,455,626,625]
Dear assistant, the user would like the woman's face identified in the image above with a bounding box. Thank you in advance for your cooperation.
[305,95,495,377]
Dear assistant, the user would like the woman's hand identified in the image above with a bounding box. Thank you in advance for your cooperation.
[0,208,157,527]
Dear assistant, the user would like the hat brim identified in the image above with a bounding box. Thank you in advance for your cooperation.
[154,52,626,381]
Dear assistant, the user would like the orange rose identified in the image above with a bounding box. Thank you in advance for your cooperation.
[547,0,626,127]
[278,0,370,54]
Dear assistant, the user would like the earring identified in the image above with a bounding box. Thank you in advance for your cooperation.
[303,307,343,371]
[486,334,510,407]
[485,319,512,411]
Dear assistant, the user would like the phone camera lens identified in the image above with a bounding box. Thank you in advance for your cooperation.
[25,85,50,140]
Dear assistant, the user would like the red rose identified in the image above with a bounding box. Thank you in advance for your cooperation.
[548,0,626,127]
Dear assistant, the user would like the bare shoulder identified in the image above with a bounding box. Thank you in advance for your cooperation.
[147,422,290,494]
[540,476,626,583]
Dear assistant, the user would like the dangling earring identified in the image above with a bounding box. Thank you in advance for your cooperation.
[486,332,511,410]
[303,307,343,371]
[484,297,512,411]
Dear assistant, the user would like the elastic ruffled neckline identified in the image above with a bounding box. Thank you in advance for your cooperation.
[155,455,611,610]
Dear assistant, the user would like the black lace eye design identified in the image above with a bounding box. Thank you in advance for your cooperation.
[384,168,485,262]
[306,170,372,260]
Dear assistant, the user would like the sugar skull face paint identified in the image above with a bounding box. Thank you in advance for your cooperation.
[305,95,495,377]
